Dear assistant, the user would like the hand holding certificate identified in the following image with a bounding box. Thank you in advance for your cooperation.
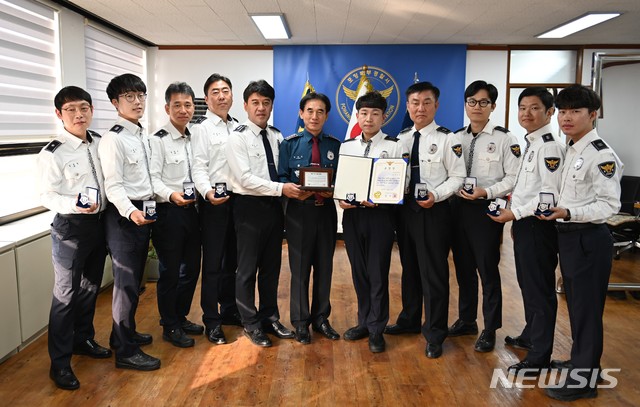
[333,155,408,205]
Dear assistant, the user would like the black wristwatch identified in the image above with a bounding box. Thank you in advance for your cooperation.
[563,208,571,221]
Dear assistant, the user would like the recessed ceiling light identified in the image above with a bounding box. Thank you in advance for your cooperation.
[537,12,621,38]
[250,14,291,40]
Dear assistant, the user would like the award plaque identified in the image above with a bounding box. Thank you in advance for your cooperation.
[487,197,508,216]
[143,200,157,220]
[214,182,227,198]
[463,177,477,194]
[299,167,334,191]
[415,183,429,201]
[534,192,556,216]
[183,181,196,200]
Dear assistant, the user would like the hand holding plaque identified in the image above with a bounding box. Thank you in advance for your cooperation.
[299,167,333,191]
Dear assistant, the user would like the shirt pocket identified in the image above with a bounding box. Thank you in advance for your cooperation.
[569,168,587,199]
[420,155,444,179]
[164,150,186,179]
[523,161,536,184]
[477,151,501,176]
[62,160,85,190]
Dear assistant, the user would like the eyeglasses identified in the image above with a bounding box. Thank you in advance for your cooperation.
[466,99,492,108]
[61,106,91,114]
[119,93,147,103]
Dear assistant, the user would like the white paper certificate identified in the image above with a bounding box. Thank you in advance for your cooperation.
[369,158,408,204]
[333,155,373,201]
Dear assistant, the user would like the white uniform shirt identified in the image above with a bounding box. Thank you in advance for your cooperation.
[98,118,153,218]
[149,122,194,203]
[339,131,408,159]
[456,120,521,199]
[36,129,106,214]
[511,124,565,220]
[557,129,622,224]
[226,120,284,196]
[191,111,238,197]
[397,122,465,202]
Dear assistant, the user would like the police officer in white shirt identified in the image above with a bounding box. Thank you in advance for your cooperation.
[226,80,301,347]
[385,82,465,359]
[449,80,520,353]
[191,74,241,345]
[540,85,622,402]
[489,87,565,375]
[149,82,201,349]
[339,91,409,353]
[38,86,110,390]
[99,73,160,371]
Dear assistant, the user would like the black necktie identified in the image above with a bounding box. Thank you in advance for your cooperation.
[408,131,421,212]
[260,129,278,182]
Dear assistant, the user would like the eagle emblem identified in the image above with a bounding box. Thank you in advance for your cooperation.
[544,157,560,172]
[598,161,616,178]
[451,144,462,158]
[510,144,521,157]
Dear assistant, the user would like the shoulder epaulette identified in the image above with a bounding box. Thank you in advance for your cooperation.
[436,126,452,134]
[153,129,169,137]
[399,126,412,134]
[454,126,467,134]
[284,133,302,141]
[384,135,399,142]
[110,124,124,134]
[343,137,357,143]
[44,139,62,153]
[494,126,509,133]
[193,116,207,124]
[591,139,609,151]
[234,124,248,132]
[268,125,281,133]
[542,133,554,143]
[88,130,101,138]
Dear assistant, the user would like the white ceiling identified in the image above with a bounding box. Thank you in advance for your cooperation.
[65,0,640,46]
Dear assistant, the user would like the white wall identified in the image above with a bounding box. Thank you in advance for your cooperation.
[464,50,509,127]
[150,49,274,131]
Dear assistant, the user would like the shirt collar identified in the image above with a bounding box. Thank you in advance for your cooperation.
[60,128,85,150]
[165,121,190,140]
[569,129,599,154]
[414,121,437,136]
[117,117,144,136]
[525,124,554,143]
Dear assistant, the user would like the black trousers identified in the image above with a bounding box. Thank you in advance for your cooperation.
[451,198,504,331]
[199,194,238,329]
[558,224,612,369]
[233,195,284,331]
[396,200,452,345]
[152,203,201,331]
[48,214,107,369]
[286,199,337,328]
[512,216,558,364]
[342,206,395,335]
[104,202,150,358]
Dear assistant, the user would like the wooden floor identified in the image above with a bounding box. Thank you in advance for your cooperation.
[1,224,639,406]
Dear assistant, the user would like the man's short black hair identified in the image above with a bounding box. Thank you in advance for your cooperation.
[299,92,331,113]
[405,81,440,101]
[54,86,92,111]
[518,86,554,110]
[203,73,232,96]
[356,90,387,111]
[555,84,601,113]
[243,80,275,102]
[106,73,146,101]
[165,82,195,104]
[464,80,498,104]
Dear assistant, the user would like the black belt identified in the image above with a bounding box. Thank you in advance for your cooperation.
[290,198,325,207]
[157,202,195,209]
[58,212,104,220]
[555,222,601,233]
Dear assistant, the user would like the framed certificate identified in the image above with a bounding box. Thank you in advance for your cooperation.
[333,155,408,205]
[299,167,333,191]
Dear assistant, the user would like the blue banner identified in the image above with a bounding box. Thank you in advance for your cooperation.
[273,44,467,138]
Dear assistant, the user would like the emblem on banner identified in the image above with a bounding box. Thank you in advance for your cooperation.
[336,65,400,126]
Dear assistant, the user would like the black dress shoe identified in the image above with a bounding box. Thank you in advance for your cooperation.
[504,335,533,351]
[206,325,227,345]
[50,367,79,390]
[508,360,548,377]
[312,320,340,340]
[545,377,597,401]
[384,323,421,335]
[425,343,443,359]
[221,312,243,327]
[162,328,195,348]
[133,331,153,346]
[73,339,112,359]
[264,320,295,339]
[368,333,385,353]
[474,330,496,352]
[294,326,311,344]
[550,360,604,383]
[244,328,272,347]
[448,319,478,337]
[115,350,161,371]
[343,325,369,341]
[181,320,204,335]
